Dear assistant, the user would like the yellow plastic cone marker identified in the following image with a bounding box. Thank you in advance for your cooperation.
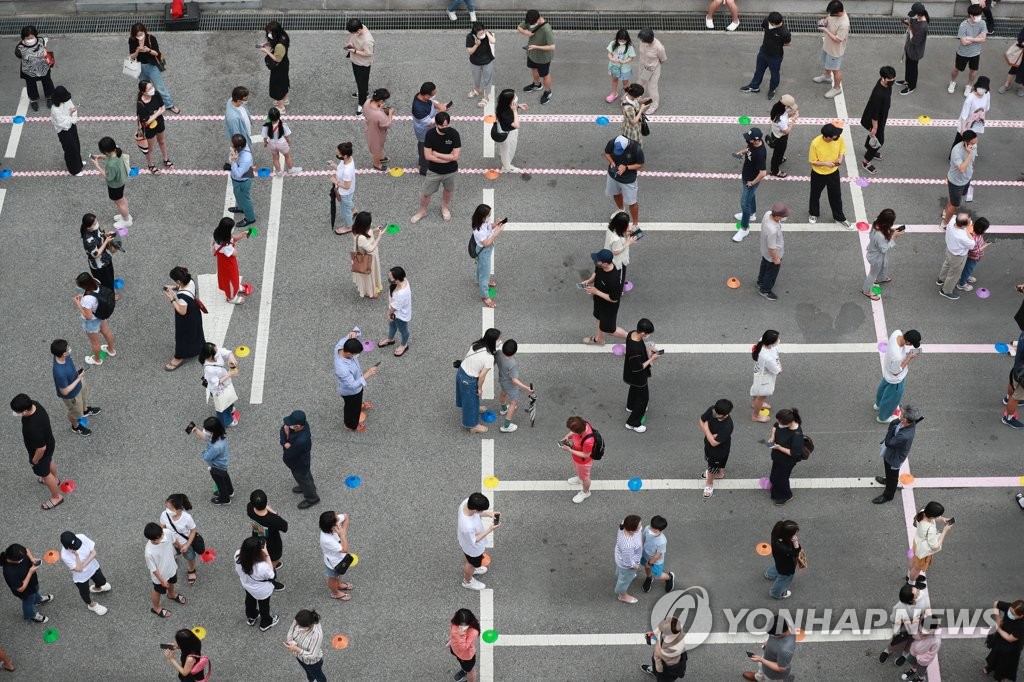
[483,476,500,489]
[234,345,250,358]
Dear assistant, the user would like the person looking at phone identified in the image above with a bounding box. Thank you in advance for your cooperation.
[561,416,598,503]
[455,328,500,434]
[334,332,378,433]
[363,88,393,171]
[50,338,99,436]
[875,330,922,424]
[862,208,904,301]
[873,403,922,504]
[582,249,626,346]
[907,500,953,584]
[187,416,235,505]
[624,318,658,433]
[162,628,209,680]
[472,205,505,308]
[742,614,796,681]
[516,9,555,105]
[603,135,645,229]
[641,616,687,678]
[344,19,374,115]
[604,212,638,288]
[956,216,991,292]
[458,492,498,590]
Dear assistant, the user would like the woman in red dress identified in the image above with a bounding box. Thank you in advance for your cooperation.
[213,217,249,304]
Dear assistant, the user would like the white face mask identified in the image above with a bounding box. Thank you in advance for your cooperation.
[477,33,486,40]
[458,625,469,633]
[975,88,987,95]
[146,88,155,97]
[23,37,37,46]
[137,33,145,40]
[267,33,274,40]
[618,40,627,45]
[12,411,22,417]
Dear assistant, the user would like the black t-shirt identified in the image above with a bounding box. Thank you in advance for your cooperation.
[860,81,893,131]
[424,127,462,175]
[771,425,805,465]
[995,602,1024,644]
[760,19,792,58]
[128,34,161,65]
[3,557,37,600]
[497,107,515,133]
[623,333,650,386]
[22,402,54,461]
[701,407,733,458]
[247,506,289,561]
[742,144,767,182]
[772,537,799,575]
[605,139,645,184]
[592,265,622,314]
[466,32,494,65]
[137,92,166,136]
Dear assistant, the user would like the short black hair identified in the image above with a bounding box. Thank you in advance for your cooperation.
[967,4,983,15]
[144,522,163,541]
[767,11,783,24]
[434,111,451,127]
[419,82,436,96]
[637,318,654,334]
[346,18,363,32]
[973,217,990,235]
[525,9,540,23]
[231,86,249,102]
[961,130,977,142]
[9,394,31,413]
[467,492,490,512]
[713,398,734,416]
[899,583,916,604]
[880,65,897,79]
[502,339,518,356]
[826,0,844,15]
[50,339,69,357]
[650,515,668,531]
[249,489,267,510]
[342,338,363,354]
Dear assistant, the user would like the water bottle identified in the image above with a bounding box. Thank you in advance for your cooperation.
[1016,492,1024,511]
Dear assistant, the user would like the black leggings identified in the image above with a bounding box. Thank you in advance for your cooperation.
[74,569,107,604]
[57,125,83,175]
[351,64,371,106]
[245,592,272,628]
[904,58,919,90]
[770,134,789,174]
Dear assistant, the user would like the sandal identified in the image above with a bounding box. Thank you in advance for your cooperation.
[483,298,496,308]
[171,593,187,605]
[334,227,352,235]
[770,170,789,178]
[163,159,175,170]
[165,360,183,371]
[361,402,374,411]
[169,106,181,114]
[394,344,409,357]
[862,291,881,301]
[346,424,367,433]
[330,592,352,601]
[187,571,197,586]
[378,339,396,347]
[338,582,353,590]
[151,608,171,618]
[41,497,64,510]
[441,207,452,221]
[148,165,161,176]
[874,278,892,284]
[703,487,714,499]
[477,99,488,108]
[582,336,604,345]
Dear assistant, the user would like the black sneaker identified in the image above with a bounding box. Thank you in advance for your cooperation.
[235,218,256,228]
[759,290,778,301]
[938,290,960,300]
[72,425,92,437]
[540,91,552,105]
[766,89,777,99]
[30,100,39,112]
[641,664,655,676]
[38,594,54,604]
[274,582,286,592]
[356,105,363,115]
[665,571,675,592]
[1002,394,1010,405]
[935,279,944,286]
[297,498,321,509]
[292,485,303,493]
[642,576,654,593]
[247,617,257,626]
[523,82,543,92]
[739,85,760,93]
[899,87,915,96]
[454,670,469,682]
[227,206,245,214]
[879,651,890,664]
[894,655,907,667]
[895,79,907,85]
[31,614,49,623]
[259,614,280,632]
[211,496,231,506]
[84,406,101,416]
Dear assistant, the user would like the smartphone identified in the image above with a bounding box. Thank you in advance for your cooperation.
[160,643,175,650]
[522,45,529,50]
[445,100,454,109]
[373,361,383,368]
[745,651,756,658]
[345,45,355,51]
[946,517,955,525]
[33,560,41,567]
[630,229,646,240]
[77,367,86,376]
[576,282,588,290]
[655,349,665,356]
[644,633,653,645]
[499,217,509,225]
[896,225,906,232]
[493,512,501,525]
[185,421,196,435]
[255,43,264,48]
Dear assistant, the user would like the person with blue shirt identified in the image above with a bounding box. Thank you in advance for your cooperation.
[228,133,256,228]
[50,338,99,437]
[334,334,379,433]
[224,86,252,146]
[188,417,234,506]
[641,515,674,594]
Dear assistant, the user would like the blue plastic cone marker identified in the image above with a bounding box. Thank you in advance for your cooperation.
[78,417,87,427]
[113,278,124,289]
[345,475,361,489]
[257,168,272,178]
[0,169,11,178]
[128,166,139,177]
[627,477,642,491]
[995,342,1010,354]
[13,115,25,124]
[481,410,497,423]
[595,116,609,126]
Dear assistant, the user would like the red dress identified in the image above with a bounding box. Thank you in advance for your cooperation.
[213,241,240,299]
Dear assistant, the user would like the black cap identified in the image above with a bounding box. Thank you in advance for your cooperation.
[908,2,926,17]
[60,531,82,551]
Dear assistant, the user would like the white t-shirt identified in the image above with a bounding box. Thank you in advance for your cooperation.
[755,345,782,376]
[460,347,494,378]
[319,516,348,569]
[213,241,236,258]
[391,285,412,322]
[457,499,486,557]
[603,231,630,268]
[336,160,356,197]
[473,221,494,248]
[80,293,98,318]
[261,121,292,141]
[204,347,234,396]
[882,329,912,384]
[61,534,100,583]
[233,550,276,599]
[144,532,178,584]
[162,509,196,547]
[892,591,931,627]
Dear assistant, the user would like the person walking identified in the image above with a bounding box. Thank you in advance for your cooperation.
[731,127,767,242]
[898,4,930,95]
[449,609,481,682]
[872,403,922,503]
[813,1,850,99]
[860,66,896,175]
[458,493,497,590]
[162,629,209,681]
[466,22,495,108]
[750,330,781,421]
[937,211,976,301]
[764,520,801,599]
[614,515,643,604]
[641,516,675,593]
[472,204,505,308]
[807,123,850,227]
[767,409,805,505]
[949,5,987,96]
[1,544,53,623]
[700,399,734,499]
[379,266,411,357]
[318,511,354,600]
[334,334,378,432]
[412,112,462,224]
[51,338,99,437]
[604,212,637,287]
[635,29,667,113]
[200,342,240,428]
[286,609,326,682]
[136,79,173,175]
[879,584,931,667]
[940,132,978,227]
[517,10,556,105]
[862,209,904,300]
[247,490,289,575]
[331,141,356,234]
[281,410,320,509]
[581,249,626,345]
[58,531,110,616]
[363,88,394,171]
[224,86,252,145]
[262,107,301,176]
[50,86,83,176]
[754,203,788,301]
[958,218,993,291]
[606,29,636,103]
[706,0,740,31]
[228,133,256,229]
[740,12,791,99]
[908,501,954,583]
[74,272,116,366]
[742,614,797,681]
[259,21,290,112]
[641,617,688,679]
[876,330,922,422]
[982,599,1024,681]
[15,26,54,111]
[350,212,384,299]
[494,88,528,173]
[901,622,942,681]
[11,394,62,510]
[80,213,117,292]
[213,217,250,305]
[164,266,205,372]
[234,536,281,632]
[620,83,649,144]
[161,494,200,587]
[188,416,235,505]
[604,135,645,228]
[997,25,1024,96]
[767,94,798,177]
[624,318,659,433]
[90,137,131,228]
[143,522,186,618]
[1003,322,1024,429]
[561,416,599,504]
[344,19,374,115]
[128,24,179,114]
[455,329,500,434]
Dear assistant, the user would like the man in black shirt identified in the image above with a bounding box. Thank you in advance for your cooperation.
[732,128,768,242]
[247,489,289,583]
[603,135,645,228]
[10,393,63,510]
[581,249,625,345]
[860,65,896,175]
[624,318,660,433]
[741,12,792,99]
[281,409,319,508]
[700,399,734,499]
[411,111,462,224]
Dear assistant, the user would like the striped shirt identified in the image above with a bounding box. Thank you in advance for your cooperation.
[286,622,324,665]
[614,528,643,568]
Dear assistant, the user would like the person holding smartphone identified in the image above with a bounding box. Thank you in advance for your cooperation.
[457,492,498,591]
[334,332,378,432]
[50,338,99,436]
[862,209,904,301]
[233,537,281,631]
[162,629,209,680]
[908,501,954,584]
[603,135,645,229]
[318,511,354,599]
[641,617,687,679]
[188,416,235,505]
[624,318,658,433]
[604,212,637,288]
[742,615,796,681]
[1,543,53,622]
[345,19,374,115]
[472,204,505,308]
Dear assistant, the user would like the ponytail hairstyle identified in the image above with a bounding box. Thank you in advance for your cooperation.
[199,342,219,364]
[80,213,98,237]
[771,519,799,545]
[752,329,780,361]
[388,265,406,295]
[169,266,192,286]
[264,107,285,139]
[620,515,642,532]
[472,328,501,355]
[769,101,786,123]
[913,501,945,525]
[165,493,193,511]
[203,416,226,443]
[75,272,99,293]
[98,136,122,157]
[775,408,801,426]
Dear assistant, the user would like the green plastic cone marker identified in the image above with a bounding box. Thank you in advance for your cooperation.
[871,285,882,296]
[488,286,496,299]
[482,630,499,644]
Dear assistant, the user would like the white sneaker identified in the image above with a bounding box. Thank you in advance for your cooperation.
[504,166,523,173]
[462,578,485,591]
[88,603,108,615]
[824,87,842,99]
[84,355,103,366]
[732,229,749,242]
[625,423,647,433]
[726,20,740,31]
[447,10,457,20]
[572,491,592,504]
[734,212,743,220]
[808,215,817,224]
[812,75,832,84]
[567,475,581,485]
[964,83,972,97]
[113,215,133,228]
[872,403,879,410]
[287,166,303,174]
[705,17,714,28]
[947,81,956,94]
[89,583,112,593]
[469,11,477,21]
[964,186,974,203]
[499,423,518,433]
[473,566,488,575]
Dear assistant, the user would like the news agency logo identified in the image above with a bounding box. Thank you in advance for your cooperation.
[650,587,714,649]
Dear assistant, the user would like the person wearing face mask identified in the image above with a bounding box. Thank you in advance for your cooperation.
[636,29,667,114]
[330,142,357,234]
[620,83,649,143]
[74,272,117,366]
[740,12,792,100]
[286,609,325,682]
[334,332,379,433]
[448,609,481,682]
[954,77,991,202]
[949,5,987,95]
[455,329,500,434]
[466,22,495,108]
[983,599,1024,680]
[50,338,99,437]
[606,29,636,103]
[15,26,53,112]
[516,10,556,105]
[859,66,896,176]
[411,83,449,177]
[225,86,252,147]
[79,213,117,292]
[750,330,781,421]
[493,89,527,173]
[755,204,787,301]
[128,24,179,114]
[136,79,173,175]
[941,132,978,227]
[50,86,83,176]
[897,3,930,96]
[200,342,241,429]
[187,416,234,505]
[862,208,904,301]
[363,88,394,172]
[767,409,804,505]
[767,95,797,178]
[258,22,290,113]
[344,19,375,116]
[379,266,411,357]
[164,266,206,372]
[412,112,462,224]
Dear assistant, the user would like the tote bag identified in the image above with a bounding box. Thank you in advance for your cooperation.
[123,57,142,79]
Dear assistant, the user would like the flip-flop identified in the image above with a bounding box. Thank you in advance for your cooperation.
[330,592,352,600]
[377,339,396,347]
[483,298,496,308]
[394,345,409,357]
[346,424,367,433]
[338,582,353,590]
[752,416,770,423]
[187,571,197,586]
[582,336,603,345]
[165,361,183,371]
[862,291,881,301]
[151,608,171,618]
[618,595,638,604]
[702,487,714,498]
[171,593,187,604]
[41,497,64,510]
[874,278,893,284]
[361,402,374,410]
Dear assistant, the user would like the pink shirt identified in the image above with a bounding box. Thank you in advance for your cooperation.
[449,624,479,661]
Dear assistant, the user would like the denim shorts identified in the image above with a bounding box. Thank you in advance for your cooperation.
[179,546,197,561]
[820,50,844,71]
[81,316,101,334]
[324,566,343,579]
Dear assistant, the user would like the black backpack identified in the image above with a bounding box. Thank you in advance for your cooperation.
[468,234,479,259]
[583,427,606,460]
[93,285,116,320]
[799,435,815,460]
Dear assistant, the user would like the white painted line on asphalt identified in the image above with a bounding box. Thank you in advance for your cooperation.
[483,188,495,278]
[490,475,1022,493]
[483,85,495,158]
[248,175,283,404]
[479,588,494,682]
[0,189,6,217]
[196,274,234,349]
[515,342,1005,355]
[481,438,495,549]
[4,88,28,159]
[502,221,1024,233]
[481,306,495,400]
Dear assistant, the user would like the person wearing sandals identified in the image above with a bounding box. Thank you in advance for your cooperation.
[2,544,53,623]
[767,408,804,505]
[473,204,505,308]
[74,272,116,367]
[750,330,781,421]
[614,515,643,604]
[363,88,394,172]
[494,88,528,173]
[262,108,301,177]
[129,23,180,115]
[351,212,385,299]
[466,22,495,108]
[234,537,281,632]
[161,494,200,588]
[58,531,110,616]
[143,522,186,619]
[11,395,63,511]
[582,249,626,346]
[213,217,250,305]
[768,94,797,178]
[188,416,235,505]
[318,511,354,601]
[90,137,132,228]
[136,80,173,176]
[200,342,240,428]
[50,86,83,176]
[379,266,411,357]
[286,609,326,682]
[456,329,500,434]
[259,21,290,113]
[0,645,13,673]
[449,608,481,682]
[606,29,636,103]
[334,333,379,433]
[604,212,637,288]
[164,266,205,372]
[863,208,904,300]
[700,398,735,499]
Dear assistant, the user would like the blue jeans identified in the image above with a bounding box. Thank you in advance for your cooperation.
[21,589,41,620]
[139,63,174,108]
[447,0,475,11]
[958,258,979,287]
[876,379,905,420]
[387,318,410,345]
[748,50,783,92]
[338,191,354,228]
[297,658,327,682]
[455,367,480,429]
[739,181,759,229]
[216,403,235,428]
[764,565,795,599]
[232,178,255,222]
[614,565,637,594]
[477,245,494,299]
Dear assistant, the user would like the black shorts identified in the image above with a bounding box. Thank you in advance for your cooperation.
[527,59,551,78]
[30,455,53,478]
[705,453,729,473]
[594,302,619,334]
[152,573,178,594]
[954,53,980,72]
[107,185,125,201]
[463,552,483,568]
[450,648,477,672]
[1010,64,1020,76]
[947,180,971,207]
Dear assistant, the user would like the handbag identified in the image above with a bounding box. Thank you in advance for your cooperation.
[332,553,355,575]
[146,35,167,71]
[490,121,509,143]
[799,435,815,460]
[749,363,776,397]
[1005,43,1024,68]
[468,234,479,259]
[123,57,142,79]
[44,50,55,69]
[796,547,808,570]
[351,238,372,274]
[765,131,778,148]
[640,113,650,137]
[163,511,206,555]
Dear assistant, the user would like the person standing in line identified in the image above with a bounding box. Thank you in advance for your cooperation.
[188,416,235,505]
[224,86,252,146]
[1,544,53,623]
[90,137,132,228]
[161,494,200,587]
[164,266,205,372]
[455,329,500,434]
[411,112,462,224]
[1003,313,1024,430]
[872,403,921,503]
[517,10,556,105]
[812,1,850,99]
[937,211,976,301]
[318,511,354,600]
[641,617,688,679]
[860,66,896,175]
[742,614,797,681]
[136,79,173,175]
[767,408,804,506]
[449,609,481,682]
[15,26,53,111]
[281,410,320,508]
[581,249,626,346]
[940,131,978,227]
[750,330,781,421]
[731,127,767,242]
[740,12,791,99]
[706,0,740,31]
[286,609,326,682]
[51,338,99,437]
[495,339,531,433]
[764,520,800,599]
[363,88,394,172]
[234,536,281,632]
[11,394,63,510]
[259,21,290,113]
[604,212,637,287]
[378,266,411,357]
[700,399,734,499]
[879,584,931,667]
[344,19,374,115]
[50,86,83,176]
[80,214,117,292]
[862,209,904,300]
[561,416,598,504]
[330,141,357,234]
[754,203,788,301]
[128,24,180,114]
[200,342,240,428]
[767,94,797,178]
[949,5,987,95]
[262,107,301,176]
[875,330,922,422]
[604,135,645,228]
[908,501,954,584]
[956,216,991,292]
[606,29,636,103]
[143,522,186,618]
[619,84,649,144]
[412,83,441,177]
[162,629,209,681]
[334,334,378,432]
[74,272,116,366]
[624,318,659,433]
[641,516,675,593]
[982,599,1024,681]
[635,29,667,113]
[58,531,110,616]
[466,22,495,108]
[901,621,942,682]
[472,204,505,308]
[458,492,498,591]
[494,88,528,173]
[997,25,1024,95]
[807,123,850,228]
[447,0,477,21]
[898,4,930,95]
[613,515,643,604]
[213,217,250,305]
[351,212,385,299]
[248,489,289,577]
[955,79,990,203]
[228,133,256,229]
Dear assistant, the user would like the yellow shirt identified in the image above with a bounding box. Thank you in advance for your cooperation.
[808,135,845,175]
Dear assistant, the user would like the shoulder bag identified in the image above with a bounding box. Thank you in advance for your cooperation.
[146,35,167,71]
[1005,43,1024,68]
[490,121,508,142]
[162,510,206,555]
[796,547,808,570]
[640,112,650,137]
[123,56,141,79]
[333,552,355,575]
[351,236,373,274]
